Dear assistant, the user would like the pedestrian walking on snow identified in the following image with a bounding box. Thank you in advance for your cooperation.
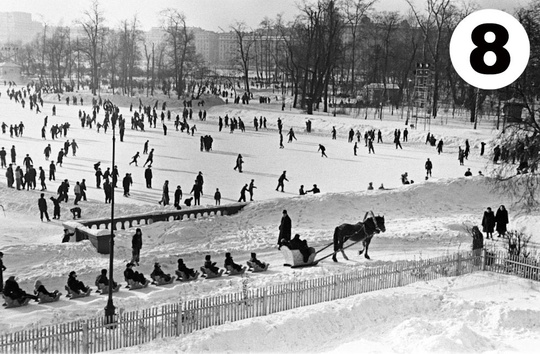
[425,158,433,178]
[248,179,256,201]
[238,184,248,202]
[276,171,288,192]
[159,180,170,206]
[318,144,328,157]
[143,149,154,167]
[214,188,221,206]
[233,154,244,173]
[38,193,51,222]
[277,210,292,247]
[129,152,140,166]
[482,207,496,239]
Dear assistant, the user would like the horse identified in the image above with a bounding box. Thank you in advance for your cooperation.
[332,215,385,262]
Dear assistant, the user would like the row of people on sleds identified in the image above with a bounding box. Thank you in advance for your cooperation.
[2,276,62,308]
[125,252,270,285]
[3,254,269,308]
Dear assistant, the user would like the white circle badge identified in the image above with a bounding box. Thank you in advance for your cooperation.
[450,9,530,90]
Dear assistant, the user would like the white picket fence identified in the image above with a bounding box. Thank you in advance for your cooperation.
[0,250,538,353]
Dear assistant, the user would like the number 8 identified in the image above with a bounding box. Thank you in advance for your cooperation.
[470,23,511,75]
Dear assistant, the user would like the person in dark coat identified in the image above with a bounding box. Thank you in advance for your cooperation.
[278,209,292,247]
[67,271,90,295]
[96,269,117,290]
[233,154,244,172]
[95,168,103,188]
[159,180,170,205]
[38,193,51,222]
[238,184,248,202]
[0,251,6,293]
[482,207,496,239]
[425,158,433,178]
[38,166,47,191]
[144,166,152,188]
[103,179,112,203]
[34,280,59,298]
[214,188,221,206]
[203,255,220,273]
[124,263,147,285]
[495,205,509,238]
[289,233,312,263]
[190,182,202,206]
[49,161,56,181]
[131,228,143,266]
[249,253,265,268]
[3,276,38,304]
[318,144,328,157]
[143,148,154,167]
[50,196,61,219]
[195,171,204,192]
[174,186,183,210]
[224,253,242,271]
[276,171,288,192]
[248,179,256,201]
[151,262,171,282]
[177,259,196,278]
[122,173,133,197]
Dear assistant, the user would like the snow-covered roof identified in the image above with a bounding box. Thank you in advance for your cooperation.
[0,62,21,68]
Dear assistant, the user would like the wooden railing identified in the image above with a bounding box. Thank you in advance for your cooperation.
[1,250,538,353]
[80,202,248,230]
[62,202,248,254]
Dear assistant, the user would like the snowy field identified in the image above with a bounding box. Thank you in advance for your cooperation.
[0,87,539,352]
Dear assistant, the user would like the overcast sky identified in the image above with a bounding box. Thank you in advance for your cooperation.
[0,0,532,32]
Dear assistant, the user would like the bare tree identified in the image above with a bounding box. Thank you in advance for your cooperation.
[161,9,194,99]
[405,0,457,119]
[489,3,540,211]
[45,27,72,92]
[119,16,142,96]
[104,29,120,94]
[77,0,107,95]
[230,22,255,95]
[341,0,377,95]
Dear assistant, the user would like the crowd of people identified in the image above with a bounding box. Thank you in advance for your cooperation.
[0,80,518,309]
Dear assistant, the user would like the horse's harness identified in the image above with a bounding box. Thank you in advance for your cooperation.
[343,217,381,244]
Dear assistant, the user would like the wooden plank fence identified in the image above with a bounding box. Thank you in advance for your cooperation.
[1,250,538,353]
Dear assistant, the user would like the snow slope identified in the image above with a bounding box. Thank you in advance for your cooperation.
[0,87,539,352]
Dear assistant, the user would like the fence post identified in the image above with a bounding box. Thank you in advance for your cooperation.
[262,288,268,316]
[397,270,402,287]
[482,248,487,271]
[333,275,338,300]
[456,253,461,276]
[81,321,89,354]
[176,302,183,337]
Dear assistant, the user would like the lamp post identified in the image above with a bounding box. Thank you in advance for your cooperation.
[105,103,116,325]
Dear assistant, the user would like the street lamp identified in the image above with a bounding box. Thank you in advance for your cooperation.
[105,103,116,325]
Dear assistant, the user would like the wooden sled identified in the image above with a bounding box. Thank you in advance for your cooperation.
[175,270,200,282]
[37,292,62,303]
[151,275,176,286]
[247,261,269,272]
[126,279,150,290]
[280,246,317,268]
[65,286,92,299]
[225,265,247,275]
[200,266,224,279]
[2,294,31,308]
[95,276,121,294]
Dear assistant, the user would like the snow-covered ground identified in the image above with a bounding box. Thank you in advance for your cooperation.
[112,272,540,354]
[0,87,539,352]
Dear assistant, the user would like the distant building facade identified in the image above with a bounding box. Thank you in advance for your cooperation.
[0,12,43,44]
